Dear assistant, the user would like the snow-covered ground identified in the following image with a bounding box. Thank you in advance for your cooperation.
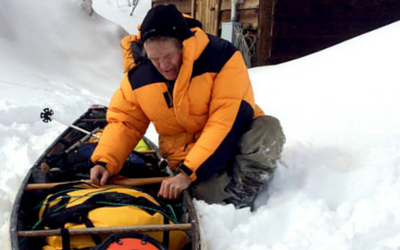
[1,0,400,249]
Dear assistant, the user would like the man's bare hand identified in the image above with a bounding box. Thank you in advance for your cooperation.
[90,165,111,186]
[158,173,191,199]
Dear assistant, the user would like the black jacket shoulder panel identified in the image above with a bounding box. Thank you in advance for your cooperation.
[127,34,237,90]
[192,34,238,79]
[127,61,165,91]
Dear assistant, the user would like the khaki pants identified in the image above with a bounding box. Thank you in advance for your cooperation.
[189,115,285,208]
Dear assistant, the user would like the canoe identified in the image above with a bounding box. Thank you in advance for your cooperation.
[10,105,201,250]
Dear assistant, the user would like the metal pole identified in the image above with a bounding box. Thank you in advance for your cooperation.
[40,108,100,139]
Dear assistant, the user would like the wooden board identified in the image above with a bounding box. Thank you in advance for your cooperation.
[256,0,275,66]
[195,0,221,35]
[220,0,259,11]
[220,9,259,30]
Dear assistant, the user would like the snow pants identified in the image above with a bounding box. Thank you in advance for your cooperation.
[189,115,285,208]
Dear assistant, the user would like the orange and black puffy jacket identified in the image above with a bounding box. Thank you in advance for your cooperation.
[91,21,264,182]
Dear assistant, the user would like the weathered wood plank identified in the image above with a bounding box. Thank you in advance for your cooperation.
[18,224,192,237]
[221,0,259,11]
[191,0,197,18]
[220,9,258,30]
[25,177,170,191]
[195,0,221,35]
[255,0,275,66]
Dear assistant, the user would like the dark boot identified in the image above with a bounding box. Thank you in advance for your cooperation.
[224,115,285,208]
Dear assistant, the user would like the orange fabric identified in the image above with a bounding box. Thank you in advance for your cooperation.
[107,238,160,250]
[121,34,140,73]
[91,27,263,181]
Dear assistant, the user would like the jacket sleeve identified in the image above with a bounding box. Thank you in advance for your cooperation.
[180,51,257,181]
[91,75,150,175]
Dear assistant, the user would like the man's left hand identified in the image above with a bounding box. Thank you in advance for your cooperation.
[158,173,191,199]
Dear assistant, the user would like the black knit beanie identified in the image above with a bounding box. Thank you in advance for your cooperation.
[140,4,193,44]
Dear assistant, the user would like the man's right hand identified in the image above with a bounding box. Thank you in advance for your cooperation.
[90,165,111,186]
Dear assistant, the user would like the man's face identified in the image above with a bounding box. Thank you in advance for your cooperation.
[144,38,183,81]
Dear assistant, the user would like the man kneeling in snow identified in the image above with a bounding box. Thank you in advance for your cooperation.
[90,4,285,208]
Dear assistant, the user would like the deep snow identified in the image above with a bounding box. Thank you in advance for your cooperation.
[1,0,400,249]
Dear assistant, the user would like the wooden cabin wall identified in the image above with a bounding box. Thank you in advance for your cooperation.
[269,0,400,64]
[152,0,268,66]
[210,0,400,65]
[152,0,400,66]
